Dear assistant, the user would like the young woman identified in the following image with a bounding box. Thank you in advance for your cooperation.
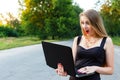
[56,9,114,80]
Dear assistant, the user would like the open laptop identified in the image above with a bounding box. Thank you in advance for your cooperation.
[41,41,95,77]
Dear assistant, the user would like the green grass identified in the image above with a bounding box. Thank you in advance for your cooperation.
[112,36,120,46]
[0,36,119,50]
[0,37,42,50]
[0,37,59,50]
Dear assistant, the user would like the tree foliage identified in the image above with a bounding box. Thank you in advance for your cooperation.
[20,0,83,39]
[0,13,21,36]
[100,0,120,36]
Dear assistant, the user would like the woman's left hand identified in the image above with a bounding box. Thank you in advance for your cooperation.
[55,63,67,76]
[77,66,98,74]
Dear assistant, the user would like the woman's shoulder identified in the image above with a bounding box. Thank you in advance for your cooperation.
[74,35,82,41]
[106,36,113,44]
[104,36,114,49]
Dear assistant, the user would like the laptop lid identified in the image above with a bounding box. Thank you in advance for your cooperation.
[41,41,76,77]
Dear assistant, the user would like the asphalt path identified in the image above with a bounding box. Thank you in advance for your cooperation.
[0,40,119,80]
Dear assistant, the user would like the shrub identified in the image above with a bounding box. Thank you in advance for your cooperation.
[0,26,18,37]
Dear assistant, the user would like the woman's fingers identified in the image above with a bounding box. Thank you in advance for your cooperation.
[60,71,67,76]
[78,66,96,74]
[77,67,87,73]
[77,66,96,74]
[58,63,63,71]
[55,69,58,73]
[57,63,63,73]
[63,71,67,76]
[56,63,67,76]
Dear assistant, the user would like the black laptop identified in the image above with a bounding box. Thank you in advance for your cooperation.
[41,41,95,77]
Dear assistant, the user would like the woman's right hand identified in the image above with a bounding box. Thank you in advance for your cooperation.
[55,63,68,76]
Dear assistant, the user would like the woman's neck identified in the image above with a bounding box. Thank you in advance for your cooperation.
[83,35,100,48]
[85,34,98,39]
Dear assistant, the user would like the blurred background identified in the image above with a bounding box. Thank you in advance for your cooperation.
[0,0,120,50]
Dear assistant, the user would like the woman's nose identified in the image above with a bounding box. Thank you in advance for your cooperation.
[83,23,88,28]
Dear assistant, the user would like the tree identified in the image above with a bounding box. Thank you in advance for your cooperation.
[20,0,55,38]
[100,0,120,36]
[19,0,83,39]
[55,0,82,38]
[44,0,83,39]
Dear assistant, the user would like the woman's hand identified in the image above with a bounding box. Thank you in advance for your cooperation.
[55,63,67,76]
[77,66,98,74]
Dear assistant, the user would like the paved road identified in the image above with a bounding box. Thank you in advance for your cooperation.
[0,40,119,80]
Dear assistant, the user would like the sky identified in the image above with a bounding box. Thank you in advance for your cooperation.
[0,0,19,17]
[0,0,98,18]
[73,0,99,11]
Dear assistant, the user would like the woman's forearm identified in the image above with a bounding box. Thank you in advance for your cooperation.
[95,66,114,75]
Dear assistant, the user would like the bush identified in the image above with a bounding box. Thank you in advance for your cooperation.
[0,26,18,37]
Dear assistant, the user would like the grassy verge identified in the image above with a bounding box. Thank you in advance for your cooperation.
[0,37,42,50]
[0,37,60,50]
[111,36,120,46]
[0,36,119,50]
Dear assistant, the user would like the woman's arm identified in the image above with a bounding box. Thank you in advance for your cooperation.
[72,36,79,62]
[95,37,114,75]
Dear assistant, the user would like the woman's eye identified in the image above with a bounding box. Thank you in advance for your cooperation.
[80,21,90,25]
[86,21,90,25]
[80,21,84,24]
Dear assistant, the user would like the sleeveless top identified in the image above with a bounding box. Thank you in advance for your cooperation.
[74,36,107,80]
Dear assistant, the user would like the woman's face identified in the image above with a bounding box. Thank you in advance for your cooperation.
[80,15,96,36]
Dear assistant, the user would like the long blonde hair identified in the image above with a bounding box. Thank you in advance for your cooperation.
[79,9,108,38]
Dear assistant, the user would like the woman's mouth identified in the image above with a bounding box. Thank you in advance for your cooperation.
[85,30,89,34]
